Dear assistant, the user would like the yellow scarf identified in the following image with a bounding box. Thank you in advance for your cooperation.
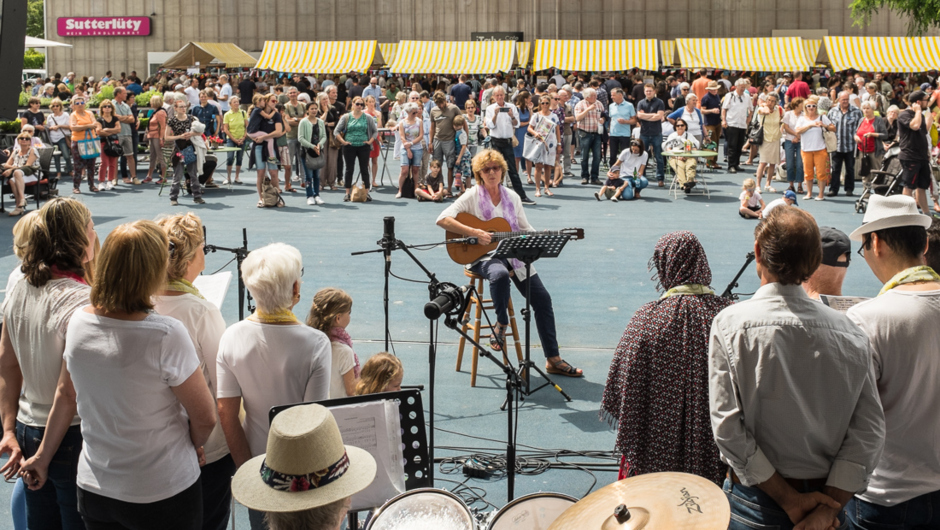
[660,284,715,299]
[247,308,301,324]
[166,278,205,299]
[878,265,940,296]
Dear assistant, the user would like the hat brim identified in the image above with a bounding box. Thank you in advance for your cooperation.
[849,214,933,241]
[232,445,377,513]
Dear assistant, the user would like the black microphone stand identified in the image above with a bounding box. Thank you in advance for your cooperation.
[721,251,756,301]
[203,227,253,320]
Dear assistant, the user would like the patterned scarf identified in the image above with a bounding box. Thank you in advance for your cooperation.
[878,265,940,296]
[330,327,361,378]
[600,231,731,485]
[51,266,87,285]
[477,185,523,270]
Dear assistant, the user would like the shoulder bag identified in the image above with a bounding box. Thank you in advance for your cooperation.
[77,130,100,160]
[102,135,124,158]
[822,116,838,153]
[304,121,327,171]
[748,114,765,147]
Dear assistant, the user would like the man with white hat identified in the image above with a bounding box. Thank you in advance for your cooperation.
[232,404,376,530]
[845,194,940,528]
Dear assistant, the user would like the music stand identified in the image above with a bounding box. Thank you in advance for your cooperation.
[492,234,573,402]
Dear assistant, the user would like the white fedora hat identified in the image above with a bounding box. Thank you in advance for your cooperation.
[849,194,932,241]
[232,404,376,513]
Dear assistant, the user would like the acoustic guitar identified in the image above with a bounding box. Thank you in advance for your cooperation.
[445,212,585,265]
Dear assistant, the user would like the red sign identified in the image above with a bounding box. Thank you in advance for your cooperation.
[57,17,151,37]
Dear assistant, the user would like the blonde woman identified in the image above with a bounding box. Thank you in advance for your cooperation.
[144,94,167,184]
[44,98,72,180]
[795,96,835,201]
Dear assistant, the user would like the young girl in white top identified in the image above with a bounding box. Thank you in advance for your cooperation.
[739,178,765,219]
[306,287,361,399]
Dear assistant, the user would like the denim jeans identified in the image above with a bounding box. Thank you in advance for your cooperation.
[784,140,803,183]
[78,478,202,530]
[830,151,856,193]
[52,138,73,176]
[723,478,848,530]
[640,134,664,181]
[304,162,321,199]
[846,490,940,529]
[620,177,649,200]
[470,258,559,358]
[225,138,246,167]
[579,130,601,181]
[15,422,84,530]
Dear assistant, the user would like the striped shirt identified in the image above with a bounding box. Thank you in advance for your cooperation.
[827,104,864,153]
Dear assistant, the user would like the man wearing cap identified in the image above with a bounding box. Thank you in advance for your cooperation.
[897,90,934,216]
[762,189,799,218]
[845,194,940,529]
[802,227,851,300]
[709,206,885,530]
[232,404,376,530]
[701,82,723,168]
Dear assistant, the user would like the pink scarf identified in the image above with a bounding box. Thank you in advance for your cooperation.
[330,327,361,378]
[477,185,524,270]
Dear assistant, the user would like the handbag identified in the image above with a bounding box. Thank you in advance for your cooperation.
[511,135,519,148]
[260,176,285,207]
[102,137,123,158]
[305,152,326,171]
[823,130,838,153]
[180,145,197,165]
[748,115,765,147]
[77,130,100,159]
[400,175,416,199]
[350,178,369,202]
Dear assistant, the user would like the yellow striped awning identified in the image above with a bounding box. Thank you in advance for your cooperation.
[676,37,810,71]
[824,36,940,73]
[255,41,378,74]
[533,39,659,72]
[388,41,517,74]
[802,39,822,66]
[660,40,677,66]
[378,43,397,66]
[517,42,531,67]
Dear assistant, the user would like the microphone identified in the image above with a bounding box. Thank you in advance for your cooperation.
[379,216,396,261]
[425,283,472,320]
[447,237,479,245]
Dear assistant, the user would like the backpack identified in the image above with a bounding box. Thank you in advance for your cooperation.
[260,177,285,207]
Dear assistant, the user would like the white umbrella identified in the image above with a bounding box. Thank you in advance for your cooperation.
[25,36,72,48]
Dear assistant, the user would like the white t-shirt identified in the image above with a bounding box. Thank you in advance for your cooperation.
[721,91,753,129]
[1,265,24,314]
[218,83,232,112]
[762,197,791,217]
[45,112,71,143]
[3,277,89,427]
[739,189,763,208]
[616,149,649,178]
[847,290,940,506]
[329,341,358,399]
[67,310,201,503]
[153,293,229,464]
[216,320,331,457]
[184,86,201,108]
[796,115,832,152]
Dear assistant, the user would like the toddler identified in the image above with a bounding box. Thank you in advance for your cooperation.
[739,178,765,219]
[356,353,404,395]
[248,105,279,164]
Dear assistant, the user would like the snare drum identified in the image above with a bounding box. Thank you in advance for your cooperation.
[366,488,476,530]
[488,492,578,530]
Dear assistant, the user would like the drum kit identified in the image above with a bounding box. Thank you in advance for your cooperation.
[365,472,731,530]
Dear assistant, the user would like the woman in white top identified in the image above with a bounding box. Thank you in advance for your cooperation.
[781,97,805,195]
[1,134,41,217]
[20,219,217,529]
[153,213,233,530]
[215,243,331,530]
[666,93,704,144]
[396,103,425,198]
[0,198,95,530]
[44,98,72,179]
[525,95,562,198]
[662,119,701,192]
[795,96,836,201]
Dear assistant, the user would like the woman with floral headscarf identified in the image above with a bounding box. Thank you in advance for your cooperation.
[601,231,730,484]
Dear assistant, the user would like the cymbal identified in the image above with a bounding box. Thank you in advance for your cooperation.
[547,472,730,530]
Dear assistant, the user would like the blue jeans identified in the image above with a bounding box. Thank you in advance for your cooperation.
[723,478,848,530]
[641,134,664,180]
[846,491,940,529]
[784,140,803,183]
[470,258,559,358]
[620,177,649,200]
[12,478,26,530]
[578,130,601,181]
[15,422,84,530]
[225,139,246,167]
[52,138,73,176]
[304,161,321,199]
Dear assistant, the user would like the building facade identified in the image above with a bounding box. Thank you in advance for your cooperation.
[44,0,933,76]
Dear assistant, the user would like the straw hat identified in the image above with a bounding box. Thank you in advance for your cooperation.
[232,404,376,513]
[706,82,720,90]
[849,195,932,241]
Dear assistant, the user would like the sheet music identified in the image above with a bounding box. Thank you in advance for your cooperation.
[819,294,870,312]
[329,400,406,511]
[192,271,232,310]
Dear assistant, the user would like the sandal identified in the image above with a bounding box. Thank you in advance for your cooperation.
[545,358,583,377]
[285,187,298,193]
[257,200,264,208]
[489,322,507,352]
[72,188,81,194]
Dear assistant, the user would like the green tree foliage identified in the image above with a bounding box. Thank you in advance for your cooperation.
[26,0,43,38]
[23,50,45,69]
[851,0,940,36]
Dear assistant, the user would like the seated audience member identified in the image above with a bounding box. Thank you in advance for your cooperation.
[761,189,798,218]
[846,195,940,530]
[739,178,765,219]
[306,288,361,399]
[231,404,376,530]
[602,138,648,201]
[355,353,404,395]
[709,207,885,530]
[602,231,730,485]
[21,219,217,530]
[802,227,851,300]
[154,213,234,530]
[0,198,95,529]
[216,243,332,530]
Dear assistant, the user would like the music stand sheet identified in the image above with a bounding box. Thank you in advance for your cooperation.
[493,234,571,261]
[819,294,870,313]
[329,400,406,511]
[193,271,232,310]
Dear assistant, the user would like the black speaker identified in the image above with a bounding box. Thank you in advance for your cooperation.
[0,0,28,120]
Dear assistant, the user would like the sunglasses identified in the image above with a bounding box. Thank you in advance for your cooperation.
[481,165,502,174]
[355,103,364,107]
[73,101,85,105]
[100,106,112,109]
[805,104,817,108]
[540,101,550,105]
[51,105,61,108]
[676,124,687,127]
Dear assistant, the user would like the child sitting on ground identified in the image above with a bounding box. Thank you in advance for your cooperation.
[739,178,765,219]
[355,352,404,395]
[306,287,361,399]
[601,138,649,202]
[416,159,445,202]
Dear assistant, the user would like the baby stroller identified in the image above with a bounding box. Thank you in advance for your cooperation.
[855,145,903,214]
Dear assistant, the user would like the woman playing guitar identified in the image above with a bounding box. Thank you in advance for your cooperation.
[436,149,583,377]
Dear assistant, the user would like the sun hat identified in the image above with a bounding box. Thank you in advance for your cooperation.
[819,226,851,267]
[849,195,932,241]
[232,404,376,513]
[783,189,798,206]
[706,82,719,90]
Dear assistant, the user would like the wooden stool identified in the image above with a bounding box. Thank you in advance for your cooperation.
[456,270,524,387]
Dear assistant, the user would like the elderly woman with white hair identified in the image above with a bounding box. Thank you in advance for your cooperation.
[216,243,332,530]
[854,100,889,188]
